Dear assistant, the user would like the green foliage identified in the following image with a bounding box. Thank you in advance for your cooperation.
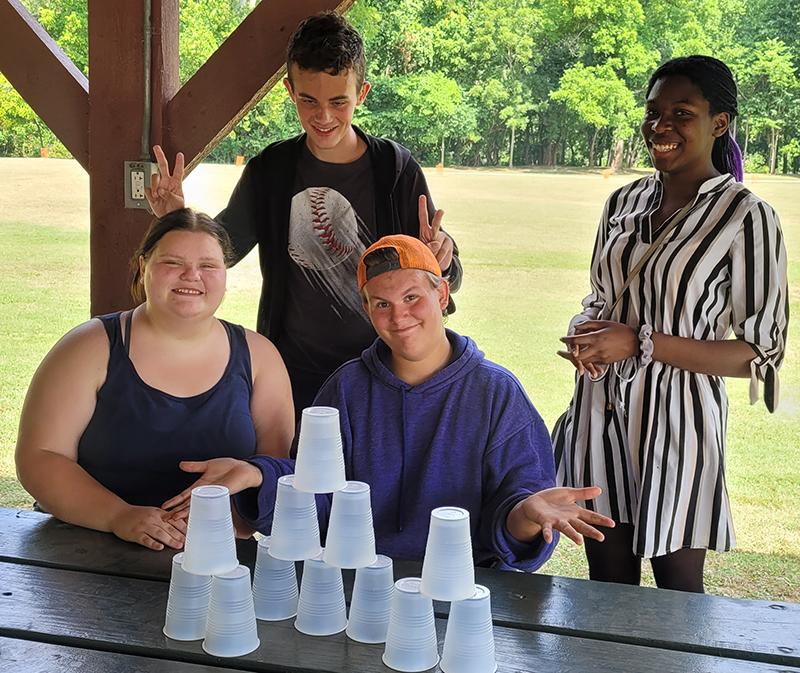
[2,0,800,172]
[744,151,768,173]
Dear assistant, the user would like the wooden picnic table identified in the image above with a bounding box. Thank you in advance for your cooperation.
[1,507,798,672]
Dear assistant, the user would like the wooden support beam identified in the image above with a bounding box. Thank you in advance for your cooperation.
[87,0,179,315]
[148,0,180,149]
[163,0,355,170]
[0,0,89,169]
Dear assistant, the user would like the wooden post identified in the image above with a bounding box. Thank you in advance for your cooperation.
[87,0,179,315]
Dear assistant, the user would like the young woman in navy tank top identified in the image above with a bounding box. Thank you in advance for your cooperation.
[16,209,294,551]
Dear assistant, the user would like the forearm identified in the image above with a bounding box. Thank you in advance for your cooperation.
[652,333,755,378]
[17,449,128,532]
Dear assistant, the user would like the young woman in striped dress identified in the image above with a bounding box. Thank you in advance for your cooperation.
[552,56,788,593]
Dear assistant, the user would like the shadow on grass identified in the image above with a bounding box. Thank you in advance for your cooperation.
[544,536,799,602]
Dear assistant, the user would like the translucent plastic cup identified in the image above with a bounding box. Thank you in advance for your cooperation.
[346,554,394,644]
[252,536,299,621]
[420,507,475,601]
[382,577,439,672]
[294,551,348,636]
[323,481,377,569]
[268,474,322,561]
[202,565,260,658]
[293,407,347,493]
[163,552,213,641]
[440,585,496,673]
[181,485,238,576]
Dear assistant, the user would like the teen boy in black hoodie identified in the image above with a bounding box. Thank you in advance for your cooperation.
[146,12,462,413]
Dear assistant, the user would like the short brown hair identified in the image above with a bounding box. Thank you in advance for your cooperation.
[130,208,234,303]
[287,12,366,88]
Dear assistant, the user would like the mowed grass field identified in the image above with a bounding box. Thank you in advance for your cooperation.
[1,158,797,600]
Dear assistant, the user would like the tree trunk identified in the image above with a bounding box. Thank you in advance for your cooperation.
[440,135,445,166]
[588,127,599,166]
[610,138,624,172]
[743,122,750,159]
[769,127,779,174]
[508,126,515,168]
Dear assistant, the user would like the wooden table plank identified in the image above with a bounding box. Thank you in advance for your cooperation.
[0,636,248,673]
[0,562,797,673]
[0,509,253,581]
[2,508,798,667]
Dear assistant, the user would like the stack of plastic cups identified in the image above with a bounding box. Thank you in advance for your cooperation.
[440,585,497,673]
[323,481,377,569]
[293,406,347,494]
[383,578,439,672]
[268,475,322,561]
[420,507,475,602]
[163,552,213,641]
[346,555,395,644]
[203,565,260,657]
[181,485,239,576]
[295,550,348,636]
[252,536,299,621]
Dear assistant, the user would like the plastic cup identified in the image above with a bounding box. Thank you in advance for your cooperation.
[293,407,347,493]
[420,507,475,601]
[252,536,299,621]
[440,585,497,673]
[268,474,322,561]
[346,554,394,644]
[323,481,377,569]
[382,577,439,672]
[181,485,238,576]
[202,565,260,658]
[294,551,348,636]
[163,552,213,641]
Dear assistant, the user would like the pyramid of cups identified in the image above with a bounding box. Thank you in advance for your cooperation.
[163,406,497,672]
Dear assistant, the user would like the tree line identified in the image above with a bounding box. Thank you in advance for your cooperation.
[2,0,799,173]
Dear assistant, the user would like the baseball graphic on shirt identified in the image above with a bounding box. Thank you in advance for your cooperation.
[289,187,364,271]
[288,186,370,320]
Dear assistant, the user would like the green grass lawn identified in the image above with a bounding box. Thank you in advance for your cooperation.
[1,158,797,600]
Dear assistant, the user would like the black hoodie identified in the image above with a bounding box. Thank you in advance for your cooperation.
[214,126,462,343]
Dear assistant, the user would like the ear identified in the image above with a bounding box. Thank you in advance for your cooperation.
[283,77,295,101]
[138,255,146,280]
[712,111,730,138]
[356,81,371,106]
[437,279,450,312]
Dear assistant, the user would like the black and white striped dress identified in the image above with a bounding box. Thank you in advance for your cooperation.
[553,173,788,559]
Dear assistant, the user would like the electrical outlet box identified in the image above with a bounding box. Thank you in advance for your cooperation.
[124,161,157,209]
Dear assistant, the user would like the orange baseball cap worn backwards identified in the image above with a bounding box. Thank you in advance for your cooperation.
[357,235,441,290]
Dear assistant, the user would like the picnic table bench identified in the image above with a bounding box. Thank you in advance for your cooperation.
[1,507,798,672]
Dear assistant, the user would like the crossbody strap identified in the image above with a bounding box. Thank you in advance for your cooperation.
[608,200,696,316]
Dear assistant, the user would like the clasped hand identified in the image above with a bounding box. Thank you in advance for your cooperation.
[558,320,638,376]
[109,504,186,551]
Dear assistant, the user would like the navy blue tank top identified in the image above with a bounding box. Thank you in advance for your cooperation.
[78,312,257,507]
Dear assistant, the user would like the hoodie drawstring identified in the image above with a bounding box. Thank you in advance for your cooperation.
[397,388,407,532]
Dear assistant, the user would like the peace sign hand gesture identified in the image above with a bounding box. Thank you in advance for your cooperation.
[418,194,453,272]
[145,144,186,217]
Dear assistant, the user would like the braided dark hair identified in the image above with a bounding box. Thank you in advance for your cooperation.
[646,56,744,181]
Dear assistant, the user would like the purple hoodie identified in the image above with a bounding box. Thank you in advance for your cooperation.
[233,330,558,571]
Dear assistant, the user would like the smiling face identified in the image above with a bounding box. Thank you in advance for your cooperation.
[140,230,227,320]
[284,66,370,162]
[362,269,449,366]
[641,75,729,180]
